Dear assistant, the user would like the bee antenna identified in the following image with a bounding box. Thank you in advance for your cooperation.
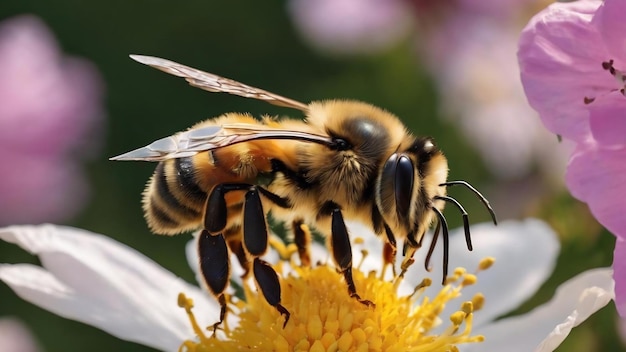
[431,207,449,285]
[434,195,472,251]
[440,181,498,226]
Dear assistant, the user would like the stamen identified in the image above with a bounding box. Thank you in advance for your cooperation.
[472,293,485,311]
[177,293,212,351]
[178,255,495,351]
[268,234,297,260]
[478,257,495,271]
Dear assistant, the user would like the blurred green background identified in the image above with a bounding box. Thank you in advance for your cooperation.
[0,1,620,351]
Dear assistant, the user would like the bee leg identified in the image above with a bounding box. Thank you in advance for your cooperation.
[226,236,250,278]
[383,224,397,277]
[253,258,290,327]
[292,219,311,267]
[197,229,230,334]
[243,187,290,327]
[330,207,375,307]
[205,184,230,233]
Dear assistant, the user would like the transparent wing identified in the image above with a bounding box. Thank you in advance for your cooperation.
[129,55,309,111]
[110,123,333,162]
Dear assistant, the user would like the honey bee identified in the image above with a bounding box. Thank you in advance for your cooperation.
[112,55,497,330]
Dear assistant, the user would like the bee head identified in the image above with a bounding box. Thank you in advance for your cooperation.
[375,137,449,244]
[301,100,408,202]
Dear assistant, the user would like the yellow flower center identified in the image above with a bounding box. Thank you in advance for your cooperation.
[179,255,493,352]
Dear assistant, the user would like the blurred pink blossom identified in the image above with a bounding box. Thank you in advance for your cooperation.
[287,0,412,55]
[409,0,536,66]
[518,0,626,316]
[0,318,41,352]
[0,15,104,225]
[432,22,570,180]
[415,0,570,180]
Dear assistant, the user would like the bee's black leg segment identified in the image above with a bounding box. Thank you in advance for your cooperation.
[383,224,397,276]
[384,223,397,249]
[242,187,290,327]
[205,185,228,233]
[253,258,290,328]
[197,229,230,331]
[211,293,227,334]
[243,186,269,256]
[431,207,450,285]
[205,183,253,233]
[330,208,375,307]
[293,219,311,267]
[257,187,291,209]
[424,221,441,272]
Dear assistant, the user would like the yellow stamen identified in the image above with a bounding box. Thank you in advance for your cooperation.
[179,256,491,351]
[478,257,495,271]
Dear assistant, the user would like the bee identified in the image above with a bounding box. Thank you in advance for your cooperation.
[112,55,497,330]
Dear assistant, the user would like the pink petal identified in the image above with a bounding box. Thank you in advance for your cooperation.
[566,142,626,241]
[0,318,41,352]
[589,92,626,146]
[0,152,88,225]
[287,0,411,54]
[592,0,626,67]
[614,238,626,317]
[518,0,610,142]
[0,15,104,157]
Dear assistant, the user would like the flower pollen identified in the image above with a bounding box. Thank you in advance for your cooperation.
[179,255,493,351]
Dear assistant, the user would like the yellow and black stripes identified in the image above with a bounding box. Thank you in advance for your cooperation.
[143,159,206,234]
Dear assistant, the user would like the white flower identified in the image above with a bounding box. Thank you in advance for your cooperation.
[0,221,614,351]
[349,219,614,351]
[0,225,218,351]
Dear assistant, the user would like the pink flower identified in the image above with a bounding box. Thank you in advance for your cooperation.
[287,0,412,55]
[0,318,41,352]
[0,15,104,225]
[518,0,626,316]
[408,0,571,182]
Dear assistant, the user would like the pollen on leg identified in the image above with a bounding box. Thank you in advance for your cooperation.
[178,255,494,351]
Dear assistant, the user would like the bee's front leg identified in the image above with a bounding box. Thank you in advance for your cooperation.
[323,202,375,308]
[292,219,312,267]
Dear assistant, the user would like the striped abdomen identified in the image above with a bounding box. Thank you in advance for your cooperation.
[143,156,208,235]
[142,140,281,235]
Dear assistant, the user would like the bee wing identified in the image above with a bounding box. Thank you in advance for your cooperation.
[110,123,333,162]
[129,55,309,111]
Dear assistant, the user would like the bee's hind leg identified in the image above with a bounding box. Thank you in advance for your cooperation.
[197,229,229,334]
[243,186,290,327]
[202,183,291,327]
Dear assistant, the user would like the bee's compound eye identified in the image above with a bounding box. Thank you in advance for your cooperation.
[332,138,350,151]
[380,153,415,219]
[394,155,414,216]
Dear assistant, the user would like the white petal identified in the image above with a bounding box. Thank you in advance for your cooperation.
[401,219,559,327]
[464,268,614,352]
[0,225,219,351]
